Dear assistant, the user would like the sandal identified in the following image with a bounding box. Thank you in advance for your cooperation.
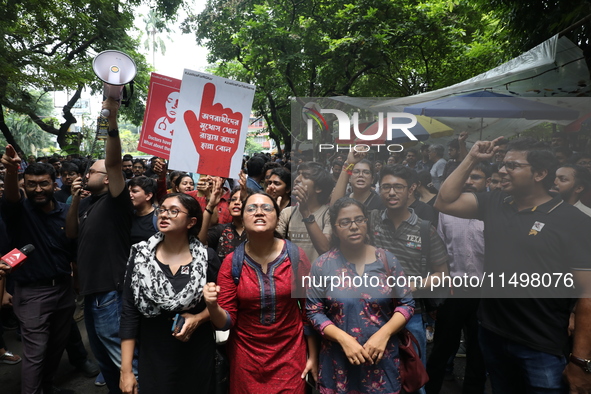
[0,350,22,365]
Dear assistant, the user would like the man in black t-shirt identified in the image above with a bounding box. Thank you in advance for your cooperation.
[435,137,591,393]
[67,99,135,394]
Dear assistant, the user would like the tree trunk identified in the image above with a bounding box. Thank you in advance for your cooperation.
[25,87,82,149]
[0,103,24,154]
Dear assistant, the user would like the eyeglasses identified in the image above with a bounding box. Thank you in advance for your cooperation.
[88,169,107,175]
[500,161,532,171]
[154,207,188,218]
[245,203,274,214]
[380,183,408,193]
[25,181,52,189]
[351,169,371,176]
[337,217,368,228]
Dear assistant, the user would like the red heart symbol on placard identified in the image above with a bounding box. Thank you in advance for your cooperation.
[185,83,242,178]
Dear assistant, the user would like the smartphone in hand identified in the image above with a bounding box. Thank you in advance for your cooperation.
[171,314,185,334]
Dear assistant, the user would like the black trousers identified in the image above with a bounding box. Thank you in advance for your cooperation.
[13,280,75,394]
[425,295,486,394]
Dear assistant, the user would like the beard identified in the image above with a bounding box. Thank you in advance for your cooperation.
[26,191,52,208]
[558,188,574,202]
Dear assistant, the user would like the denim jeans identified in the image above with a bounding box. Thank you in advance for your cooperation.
[405,312,427,394]
[85,291,131,394]
[479,326,568,394]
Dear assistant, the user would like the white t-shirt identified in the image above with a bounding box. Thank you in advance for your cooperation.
[277,205,331,263]
[574,200,591,217]
[430,158,447,190]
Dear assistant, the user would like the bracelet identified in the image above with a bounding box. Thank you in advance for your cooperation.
[205,208,213,215]
[345,162,355,176]
[107,128,119,137]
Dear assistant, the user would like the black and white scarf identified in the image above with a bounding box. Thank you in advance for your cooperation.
[128,232,208,317]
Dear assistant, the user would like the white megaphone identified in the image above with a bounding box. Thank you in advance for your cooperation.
[92,50,137,117]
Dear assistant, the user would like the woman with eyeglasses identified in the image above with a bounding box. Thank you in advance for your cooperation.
[119,193,220,394]
[306,197,414,394]
[203,191,318,394]
[331,156,385,211]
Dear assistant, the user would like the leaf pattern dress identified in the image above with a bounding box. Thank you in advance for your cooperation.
[306,248,414,394]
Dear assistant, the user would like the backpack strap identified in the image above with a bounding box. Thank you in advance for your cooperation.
[231,242,247,285]
[419,219,431,277]
[231,240,299,286]
[284,239,300,276]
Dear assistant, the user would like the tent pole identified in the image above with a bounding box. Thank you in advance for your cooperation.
[479,118,483,140]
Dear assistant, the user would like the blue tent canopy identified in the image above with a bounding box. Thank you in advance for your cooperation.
[404,91,579,120]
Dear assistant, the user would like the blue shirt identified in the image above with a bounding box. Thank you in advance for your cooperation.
[246,176,263,191]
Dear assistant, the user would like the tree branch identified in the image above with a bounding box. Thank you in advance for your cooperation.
[31,32,75,56]
[0,103,24,154]
[67,35,100,60]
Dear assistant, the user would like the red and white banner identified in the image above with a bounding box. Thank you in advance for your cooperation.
[168,70,256,179]
[137,73,181,159]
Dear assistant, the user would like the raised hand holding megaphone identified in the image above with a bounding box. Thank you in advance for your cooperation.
[92,50,136,117]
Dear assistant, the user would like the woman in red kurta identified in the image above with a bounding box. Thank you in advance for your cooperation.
[204,191,318,394]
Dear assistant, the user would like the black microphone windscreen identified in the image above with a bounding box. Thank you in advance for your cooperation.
[20,244,35,255]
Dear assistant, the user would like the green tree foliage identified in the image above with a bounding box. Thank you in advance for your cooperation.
[188,0,503,152]
[0,0,182,153]
[244,134,264,155]
[3,91,55,156]
[476,0,591,53]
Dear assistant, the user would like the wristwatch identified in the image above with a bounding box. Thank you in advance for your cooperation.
[569,354,591,373]
[302,214,315,223]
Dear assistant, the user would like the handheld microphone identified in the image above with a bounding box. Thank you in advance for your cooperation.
[1,244,35,270]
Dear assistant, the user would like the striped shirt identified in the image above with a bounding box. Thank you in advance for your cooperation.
[368,208,448,278]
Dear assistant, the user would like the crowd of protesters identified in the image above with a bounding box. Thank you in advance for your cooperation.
[0,99,591,394]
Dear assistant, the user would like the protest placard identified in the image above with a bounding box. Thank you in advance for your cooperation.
[168,70,256,178]
[137,73,181,159]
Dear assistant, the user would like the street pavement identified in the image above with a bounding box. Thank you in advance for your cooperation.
[0,312,478,393]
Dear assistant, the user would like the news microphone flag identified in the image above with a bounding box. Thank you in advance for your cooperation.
[1,244,35,269]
